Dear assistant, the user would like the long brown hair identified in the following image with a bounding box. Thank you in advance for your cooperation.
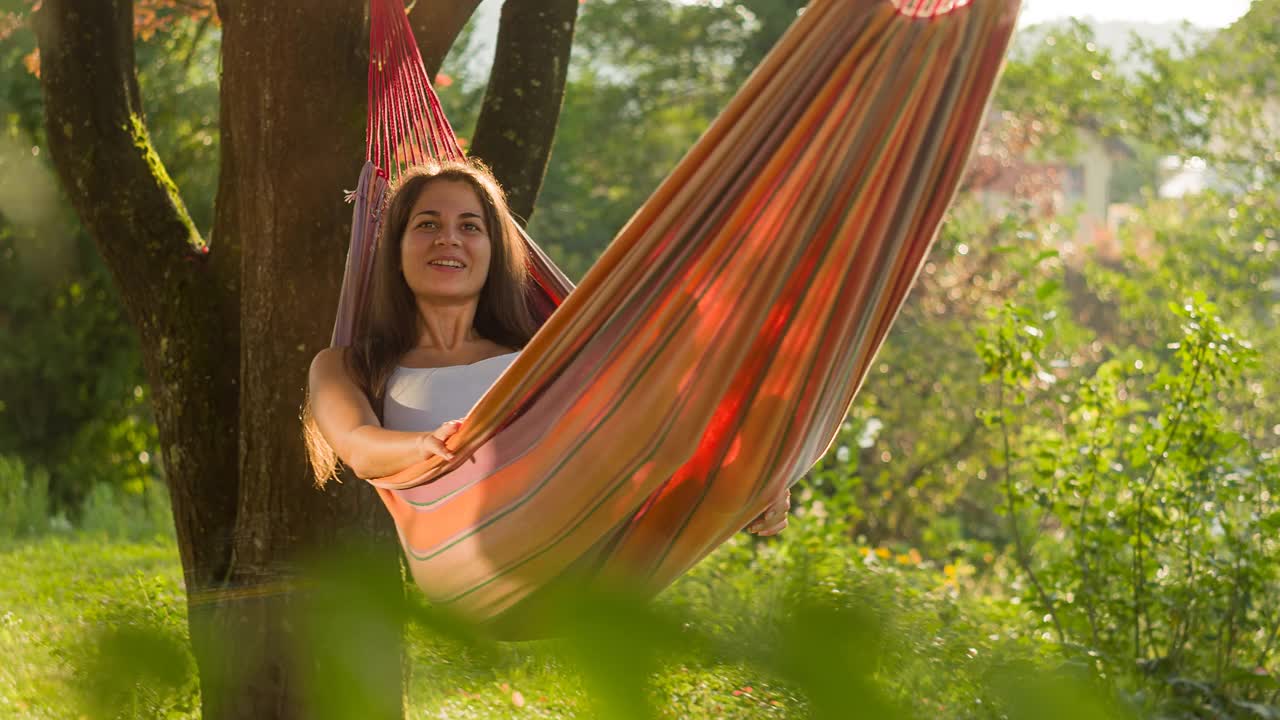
[305,159,537,486]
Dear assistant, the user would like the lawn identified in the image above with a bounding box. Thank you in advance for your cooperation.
[0,535,811,719]
[1,525,1073,720]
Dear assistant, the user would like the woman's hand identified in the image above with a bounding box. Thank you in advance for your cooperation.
[747,487,790,536]
[417,420,463,461]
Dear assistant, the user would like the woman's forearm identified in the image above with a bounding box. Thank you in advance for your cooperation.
[342,425,428,479]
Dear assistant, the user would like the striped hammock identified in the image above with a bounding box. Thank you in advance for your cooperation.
[332,0,1021,627]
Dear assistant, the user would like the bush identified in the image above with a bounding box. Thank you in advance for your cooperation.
[0,180,158,517]
[79,479,174,542]
[0,454,50,541]
[979,298,1280,717]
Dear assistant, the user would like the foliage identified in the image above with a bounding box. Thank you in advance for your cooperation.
[0,454,48,541]
[1,454,173,546]
[1128,1,1280,188]
[1085,189,1280,452]
[525,0,763,276]
[0,7,219,514]
[0,216,160,511]
[824,198,1088,552]
[978,295,1279,716]
[79,480,175,543]
[995,19,1131,160]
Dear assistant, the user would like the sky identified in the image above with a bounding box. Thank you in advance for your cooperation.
[1017,0,1255,27]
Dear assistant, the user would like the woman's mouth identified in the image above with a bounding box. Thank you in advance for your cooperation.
[427,258,466,272]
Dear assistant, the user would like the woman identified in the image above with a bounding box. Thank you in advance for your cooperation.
[305,159,790,535]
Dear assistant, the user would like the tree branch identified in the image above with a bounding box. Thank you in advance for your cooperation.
[469,0,580,223]
[33,0,240,591]
[410,0,483,79]
[33,0,206,273]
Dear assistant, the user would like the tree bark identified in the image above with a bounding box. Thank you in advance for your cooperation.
[470,0,580,223]
[34,0,576,716]
[411,0,485,79]
[31,0,240,594]
[209,2,406,717]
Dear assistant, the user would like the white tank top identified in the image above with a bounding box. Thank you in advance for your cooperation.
[382,352,519,432]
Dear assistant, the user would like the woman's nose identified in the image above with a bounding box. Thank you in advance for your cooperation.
[433,228,461,246]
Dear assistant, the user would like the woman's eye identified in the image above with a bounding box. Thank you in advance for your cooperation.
[463,223,482,232]
[417,220,437,230]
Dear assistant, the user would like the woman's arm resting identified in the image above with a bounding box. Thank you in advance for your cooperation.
[308,348,460,479]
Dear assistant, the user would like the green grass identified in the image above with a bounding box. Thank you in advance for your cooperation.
[0,535,189,719]
[0,535,822,719]
[403,637,804,719]
[0,528,1073,720]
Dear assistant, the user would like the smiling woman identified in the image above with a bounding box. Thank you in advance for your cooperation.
[304,160,537,485]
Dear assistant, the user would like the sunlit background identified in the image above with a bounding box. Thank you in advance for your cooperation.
[1018,0,1253,25]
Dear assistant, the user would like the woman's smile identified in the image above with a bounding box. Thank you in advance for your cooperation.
[427,256,468,272]
[401,179,493,300]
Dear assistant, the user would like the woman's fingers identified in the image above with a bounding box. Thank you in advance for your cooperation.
[747,516,788,535]
[432,419,462,440]
[754,518,789,536]
[754,489,791,523]
[747,488,792,535]
[418,430,456,461]
[417,420,465,462]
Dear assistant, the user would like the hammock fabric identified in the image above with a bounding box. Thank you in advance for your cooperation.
[332,0,1021,627]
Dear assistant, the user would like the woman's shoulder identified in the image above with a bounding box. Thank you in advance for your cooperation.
[311,345,348,368]
[309,346,356,383]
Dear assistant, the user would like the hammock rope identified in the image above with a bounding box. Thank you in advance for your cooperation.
[331,0,1021,626]
[367,0,464,170]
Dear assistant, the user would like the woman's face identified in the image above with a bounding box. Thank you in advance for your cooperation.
[400,179,492,303]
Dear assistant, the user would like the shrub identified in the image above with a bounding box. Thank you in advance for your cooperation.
[0,454,50,541]
[979,298,1280,717]
[79,479,174,542]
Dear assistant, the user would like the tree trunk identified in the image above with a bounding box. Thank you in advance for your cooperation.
[204,3,407,717]
[470,0,581,223]
[33,0,579,716]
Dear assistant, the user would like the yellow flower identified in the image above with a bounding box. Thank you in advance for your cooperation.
[943,564,957,578]
[875,547,891,559]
